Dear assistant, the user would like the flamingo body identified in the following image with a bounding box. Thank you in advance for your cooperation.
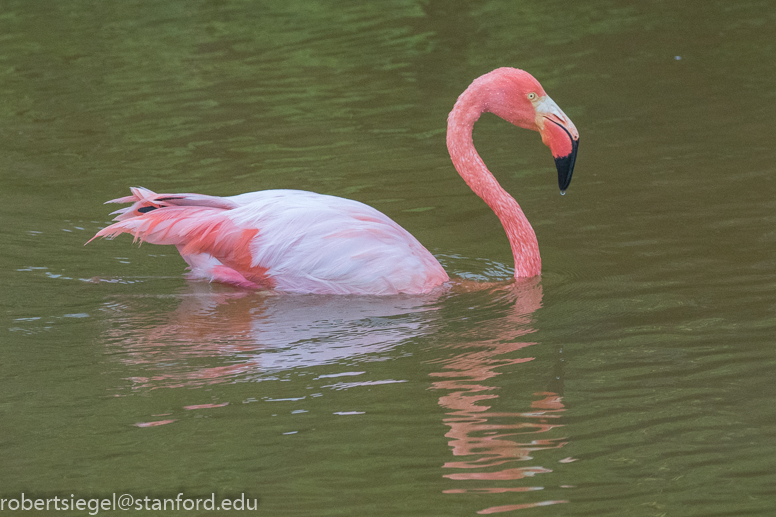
[91,187,449,295]
[90,68,579,295]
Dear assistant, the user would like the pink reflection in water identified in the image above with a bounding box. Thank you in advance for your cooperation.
[445,466,553,481]
[431,280,571,512]
[444,487,541,494]
[183,402,229,410]
[101,285,440,390]
[478,500,568,514]
[133,419,176,427]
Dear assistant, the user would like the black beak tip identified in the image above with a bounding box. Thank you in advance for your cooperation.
[554,138,579,192]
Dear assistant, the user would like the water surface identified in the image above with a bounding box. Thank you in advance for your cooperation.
[1,1,775,515]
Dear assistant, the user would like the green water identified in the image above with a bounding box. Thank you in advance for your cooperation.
[2,1,775,515]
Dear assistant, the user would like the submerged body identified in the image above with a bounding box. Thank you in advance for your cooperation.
[90,67,579,294]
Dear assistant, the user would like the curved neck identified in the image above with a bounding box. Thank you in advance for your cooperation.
[447,88,541,278]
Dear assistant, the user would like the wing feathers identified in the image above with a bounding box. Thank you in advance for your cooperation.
[90,196,273,287]
[105,186,239,221]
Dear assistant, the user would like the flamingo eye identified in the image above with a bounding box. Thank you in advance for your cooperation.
[527,92,537,101]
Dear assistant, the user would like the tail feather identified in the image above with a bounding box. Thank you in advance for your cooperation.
[103,186,238,222]
[88,191,272,287]
[88,206,225,245]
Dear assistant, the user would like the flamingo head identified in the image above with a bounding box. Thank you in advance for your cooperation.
[480,68,580,192]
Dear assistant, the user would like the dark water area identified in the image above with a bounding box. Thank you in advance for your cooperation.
[1,1,775,515]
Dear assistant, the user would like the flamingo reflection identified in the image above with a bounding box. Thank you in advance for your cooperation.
[101,279,572,513]
[101,284,440,389]
[429,281,570,513]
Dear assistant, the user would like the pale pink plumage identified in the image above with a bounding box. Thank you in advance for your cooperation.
[90,188,447,295]
[89,68,579,295]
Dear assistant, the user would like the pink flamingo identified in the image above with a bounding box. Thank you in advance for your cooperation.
[89,68,579,295]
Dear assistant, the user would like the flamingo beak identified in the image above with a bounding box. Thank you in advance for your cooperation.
[554,133,578,193]
[536,96,579,193]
